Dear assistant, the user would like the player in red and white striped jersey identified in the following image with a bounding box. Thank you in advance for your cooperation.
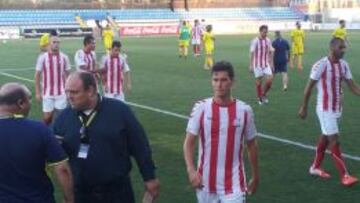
[192,19,203,57]
[299,37,360,186]
[99,41,131,101]
[35,35,71,125]
[249,25,274,105]
[74,35,97,72]
[184,61,259,203]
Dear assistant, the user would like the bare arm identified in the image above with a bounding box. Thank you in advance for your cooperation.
[299,79,317,119]
[52,161,74,203]
[346,79,360,96]
[183,134,202,189]
[249,52,254,72]
[34,71,42,103]
[247,138,259,194]
[124,71,131,93]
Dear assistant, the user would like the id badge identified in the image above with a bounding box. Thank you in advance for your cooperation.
[77,144,90,159]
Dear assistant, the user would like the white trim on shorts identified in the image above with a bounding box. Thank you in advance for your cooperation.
[196,189,246,203]
[316,110,342,136]
[42,95,67,113]
[253,66,273,78]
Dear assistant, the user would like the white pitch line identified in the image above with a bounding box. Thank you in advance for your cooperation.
[0,67,34,72]
[1,71,360,161]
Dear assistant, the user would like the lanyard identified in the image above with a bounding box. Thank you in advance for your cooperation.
[78,110,97,140]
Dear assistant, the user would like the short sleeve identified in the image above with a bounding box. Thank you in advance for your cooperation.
[342,61,353,80]
[74,50,86,68]
[35,54,45,72]
[100,55,107,70]
[43,127,67,165]
[245,106,257,141]
[250,39,257,53]
[310,60,325,81]
[186,101,204,136]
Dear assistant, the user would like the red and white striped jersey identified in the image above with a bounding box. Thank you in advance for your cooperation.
[35,52,71,97]
[100,54,130,95]
[250,37,274,68]
[186,98,257,195]
[192,25,202,40]
[74,49,97,71]
[310,57,352,113]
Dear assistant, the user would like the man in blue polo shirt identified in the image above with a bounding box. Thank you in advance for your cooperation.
[53,71,160,203]
[272,31,290,91]
[0,82,74,203]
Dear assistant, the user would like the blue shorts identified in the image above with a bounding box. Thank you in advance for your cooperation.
[274,62,287,73]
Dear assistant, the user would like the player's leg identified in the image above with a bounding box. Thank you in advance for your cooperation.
[204,46,213,69]
[281,72,288,91]
[262,67,273,102]
[184,41,189,58]
[297,54,303,72]
[42,97,55,125]
[290,45,296,69]
[310,135,329,171]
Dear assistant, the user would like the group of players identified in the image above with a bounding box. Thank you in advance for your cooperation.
[36,29,130,126]
[31,19,360,203]
[178,19,215,70]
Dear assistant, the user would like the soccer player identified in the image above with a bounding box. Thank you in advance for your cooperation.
[332,20,348,44]
[102,24,113,53]
[272,31,290,91]
[290,21,305,72]
[35,35,71,125]
[74,35,97,72]
[99,41,131,101]
[191,19,203,57]
[249,25,274,104]
[178,21,191,59]
[184,61,259,203]
[203,25,215,70]
[299,37,360,186]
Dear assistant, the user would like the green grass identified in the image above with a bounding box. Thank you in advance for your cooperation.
[1,31,360,203]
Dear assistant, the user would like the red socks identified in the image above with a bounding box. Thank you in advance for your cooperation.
[331,143,347,177]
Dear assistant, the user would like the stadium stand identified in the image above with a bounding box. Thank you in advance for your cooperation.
[0,7,303,27]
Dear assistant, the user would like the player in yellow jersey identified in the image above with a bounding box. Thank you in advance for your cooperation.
[333,20,348,44]
[102,24,114,53]
[290,21,305,72]
[203,25,215,70]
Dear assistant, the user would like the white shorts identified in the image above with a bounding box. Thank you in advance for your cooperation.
[196,189,246,203]
[316,110,342,135]
[104,92,125,102]
[42,95,67,113]
[253,66,273,78]
[192,38,201,45]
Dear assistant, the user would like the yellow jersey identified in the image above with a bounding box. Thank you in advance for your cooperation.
[102,29,113,41]
[332,27,347,40]
[203,32,214,48]
[290,28,305,45]
[39,33,50,48]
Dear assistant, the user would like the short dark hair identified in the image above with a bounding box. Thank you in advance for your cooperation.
[259,25,268,32]
[112,41,122,49]
[77,72,97,92]
[0,87,28,105]
[339,19,345,24]
[211,61,234,80]
[330,37,345,47]
[83,35,95,46]
[50,30,58,36]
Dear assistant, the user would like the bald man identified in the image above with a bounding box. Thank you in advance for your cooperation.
[0,83,74,203]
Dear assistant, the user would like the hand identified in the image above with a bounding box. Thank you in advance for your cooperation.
[188,169,203,189]
[35,92,42,103]
[298,105,307,119]
[247,177,259,195]
[144,179,160,200]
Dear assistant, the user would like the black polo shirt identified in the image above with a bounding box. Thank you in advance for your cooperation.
[53,97,156,187]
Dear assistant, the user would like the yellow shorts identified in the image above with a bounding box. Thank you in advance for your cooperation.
[292,44,304,55]
[205,45,214,55]
[104,40,112,50]
[179,40,189,47]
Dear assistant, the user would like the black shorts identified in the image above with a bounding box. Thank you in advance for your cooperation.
[274,62,287,73]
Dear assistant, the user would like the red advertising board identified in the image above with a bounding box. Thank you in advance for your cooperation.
[119,25,178,36]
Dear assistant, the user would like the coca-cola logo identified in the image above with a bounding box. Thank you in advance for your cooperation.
[120,25,178,36]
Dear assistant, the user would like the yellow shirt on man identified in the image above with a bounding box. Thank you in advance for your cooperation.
[332,27,347,40]
[290,28,305,55]
[203,32,214,55]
